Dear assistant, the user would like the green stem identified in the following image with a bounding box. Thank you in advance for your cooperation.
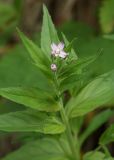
[60,101,79,160]
[54,71,80,160]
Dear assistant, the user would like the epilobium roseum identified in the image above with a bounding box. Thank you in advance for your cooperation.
[51,63,57,71]
[2,6,113,160]
[51,42,67,58]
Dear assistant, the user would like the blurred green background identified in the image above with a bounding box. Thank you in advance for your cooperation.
[0,0,114,158]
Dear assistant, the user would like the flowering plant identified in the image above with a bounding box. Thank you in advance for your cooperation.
[0,5,114,160]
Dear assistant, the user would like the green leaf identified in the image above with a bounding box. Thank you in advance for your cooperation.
[0,45,50,90]
[60,23,114,78]
[76,36,114,77]
[83,151,105,160]
[66,71,114,118]
[70,117,84,134]
[2,138,68,160]
[80,109,113,146]
[105,158,114,160]
[62,32,78,60]
[99,0,114,33]
[59,54,102,92]
[11,132,39,144]
[0,110,65,134]
[17,29,52,78]
[0,87,59,112]
[100,124,114,145]
[59,54,100,78]
[59,73,84,92]
[103,34,114,40]
[65,38,77,52]
[41,5,59,57]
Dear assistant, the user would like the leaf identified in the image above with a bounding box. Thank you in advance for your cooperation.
[0,110,65,134]
[84,152,114,160]
[99,0,114,33]
[99,124,114,145]
[83,151,105,160]
[17,29,52,78]
[65,38,77,52]
[62,32,78,60]
[59,73,84,92]
[0,87,60,112]
[12,132,39,144]
[103,34,114,40]
[76,36,114,78]
[105,158,114,160]
[59,54,102,92]
[79,109,113,146]
[59,54,100,78]
[60,22,114,78]
[2,138,68,160]
[41,5,59,57]
[70,117,84,134]
[0,45,50,90]
[66,71,114,118]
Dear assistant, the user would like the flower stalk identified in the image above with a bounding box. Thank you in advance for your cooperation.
[51,47,80,159]
[59,98,80,160]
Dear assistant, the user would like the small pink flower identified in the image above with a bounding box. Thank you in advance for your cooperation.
[51,42,67,58]
[51,64,57,71]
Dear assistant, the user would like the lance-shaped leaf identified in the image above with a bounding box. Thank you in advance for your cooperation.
[62,32,78,60]
[41,5,59,57]
[59,53,101,78]
[83,151,105,160]
[103,34,114,40]
[105,158,114,160]
[0,111,65,134]
[0,87,60,112]
[79,109,113,146]
[2,138,68,160]
[17,29,52,78]
[59,73,84,92]
[59,54,101,92]
[66,71,114,118]
[99,124,114,145]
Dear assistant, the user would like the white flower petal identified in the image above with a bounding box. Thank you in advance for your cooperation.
[58,42,64,50]
[51,43,58,51]
[59,51,67,58]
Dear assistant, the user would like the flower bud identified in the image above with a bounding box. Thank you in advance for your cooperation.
[51,64,57,71]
